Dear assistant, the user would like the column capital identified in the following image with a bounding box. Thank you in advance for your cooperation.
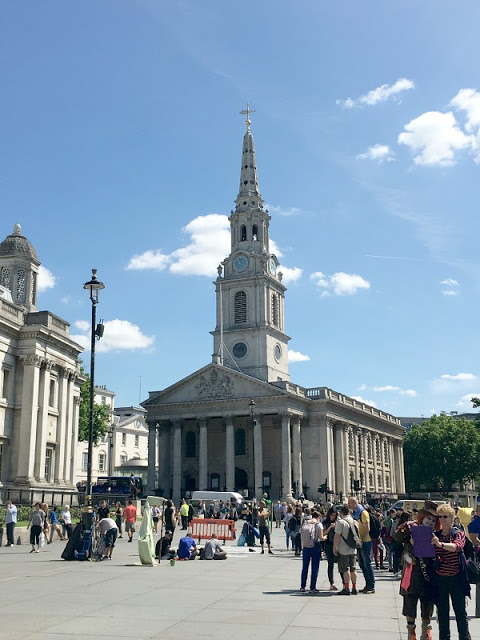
[20,354,42,368]
[223,414,234,425]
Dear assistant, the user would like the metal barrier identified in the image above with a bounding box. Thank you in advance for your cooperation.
[190,518,235,544]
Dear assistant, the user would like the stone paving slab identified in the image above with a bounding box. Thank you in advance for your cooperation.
[0,527,478,640]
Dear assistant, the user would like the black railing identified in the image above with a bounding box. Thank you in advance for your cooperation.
[0,487,141,507]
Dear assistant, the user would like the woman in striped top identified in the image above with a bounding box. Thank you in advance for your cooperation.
[432,504,471,640]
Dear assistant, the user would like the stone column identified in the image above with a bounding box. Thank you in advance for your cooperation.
[34,360,53,481]
[291,415,302,497]
[353,427,360,487]
[254,414,263,500]
[281,413,292,501]
[157,423,169,494]
[172,421,182,504]
[389,438,397,494]
[199,418,208,490]
[16,355,41,483]
[398,441,406,494]
[380,436,387,491]
[334,422,346,496]
[147,421,157,495]
[225,416,235,491]
[54,368,69,484]
[394,440,404,494]
[373,433,379,493]
[70,395,81,484]
[62,371,75,486]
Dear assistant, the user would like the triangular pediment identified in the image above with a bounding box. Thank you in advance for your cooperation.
[142,363,288,408]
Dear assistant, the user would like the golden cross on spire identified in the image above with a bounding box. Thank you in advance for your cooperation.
[240,103,255,130]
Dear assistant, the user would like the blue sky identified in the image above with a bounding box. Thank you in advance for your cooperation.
[2,1,480,417]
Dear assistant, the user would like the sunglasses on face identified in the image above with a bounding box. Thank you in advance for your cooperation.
[439,515,451,519]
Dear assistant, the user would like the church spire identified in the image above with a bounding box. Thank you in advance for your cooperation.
[235,104,264,214]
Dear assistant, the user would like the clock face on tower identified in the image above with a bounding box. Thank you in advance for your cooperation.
[233,255,249,272]
[268,257,277,275]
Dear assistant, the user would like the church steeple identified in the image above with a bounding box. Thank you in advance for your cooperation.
[211,109,290,383]
[235,105,264,214]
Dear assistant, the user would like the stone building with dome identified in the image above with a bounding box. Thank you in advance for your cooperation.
[143,116,406,505]
[0,224,84,491]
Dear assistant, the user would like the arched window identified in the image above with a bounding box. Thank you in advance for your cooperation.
[235,428,246,455]
[210,472,220,490]
[241,225,247,241]
[234,291,247,323]
[271,293,279,326]
[252,224,258,241]
[185,431,196,458]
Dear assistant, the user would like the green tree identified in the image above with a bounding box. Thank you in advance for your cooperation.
[78,374,111,444]
[403,413,480,495]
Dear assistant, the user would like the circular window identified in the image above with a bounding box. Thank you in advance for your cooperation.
[233,342,248,358]
[244,180,248,184]
[274,344,282,362]
[243,201,247,205]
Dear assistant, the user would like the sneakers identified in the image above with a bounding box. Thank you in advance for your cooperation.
[407,625,416,640]
[329,585,338,591]
[268,550,274,555]
[309,589,319,594]
[338,588,351,595]
[351,587,358,595]
[299,587,306,592]
[420,625,432,640]
[260,550,265,554]
[363,589,375,594]
[30,548,35,553]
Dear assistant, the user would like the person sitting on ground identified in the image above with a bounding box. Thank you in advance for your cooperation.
[177,531,198,560]
[203,534,227,560]
[155,530,175,560]
[98,516,119,560]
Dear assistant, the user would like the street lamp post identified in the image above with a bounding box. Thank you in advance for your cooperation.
[249,399,256,501]
[83,269,105,518]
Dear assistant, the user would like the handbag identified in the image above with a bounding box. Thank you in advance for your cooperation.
[466,557,480,584]
[237,533,246,547]
[39,532,45,548]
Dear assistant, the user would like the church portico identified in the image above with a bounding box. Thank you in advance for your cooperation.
[143,113,406,505]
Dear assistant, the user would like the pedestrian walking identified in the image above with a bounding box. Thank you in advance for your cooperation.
[28,503,45,553]
[5,500,17,547]
[124,500,137,542]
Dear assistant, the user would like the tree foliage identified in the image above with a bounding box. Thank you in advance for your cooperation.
[403,413,480,495]
[78,374,111,444]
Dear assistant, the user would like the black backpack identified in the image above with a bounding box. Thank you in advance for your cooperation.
[368,512,381,540]
[288,516,298,532]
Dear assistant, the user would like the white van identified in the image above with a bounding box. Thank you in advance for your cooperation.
[190,491,244,507]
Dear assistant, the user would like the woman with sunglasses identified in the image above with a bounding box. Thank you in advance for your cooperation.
[432,504,471,640]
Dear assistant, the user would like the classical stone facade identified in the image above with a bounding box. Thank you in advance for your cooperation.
[0,224,84,489]
[143,115,406,504]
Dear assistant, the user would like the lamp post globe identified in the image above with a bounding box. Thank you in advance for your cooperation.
[83,269,105,524]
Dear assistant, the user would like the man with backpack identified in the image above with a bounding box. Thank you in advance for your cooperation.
[299,509,324,593]
[333,505,359,595]
[348,497,375,594]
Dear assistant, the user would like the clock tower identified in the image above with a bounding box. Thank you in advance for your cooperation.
[211,108,290,382]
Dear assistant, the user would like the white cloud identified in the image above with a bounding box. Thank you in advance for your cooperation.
[278,265,302,284]
[357,144,395,163]
[450,88,480,133]
[401,389,418,397]
[457,392,480,409]
[265,203,304,217]
[357,384,367,391]
[373,385,401,392]
[71,319,155,353]
[338,78,415,108]
[288,350,310,363]
[371,385,417,397]
[37,265,56,291]
[311,271,370,296]
[441,373,476,381]
[441,278,459,287]
[442,290,458,296]
[398,111,472,166]
[351,395,377,408]
[126,213,302,279]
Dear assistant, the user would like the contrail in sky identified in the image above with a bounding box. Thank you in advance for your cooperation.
[365,254,423,261]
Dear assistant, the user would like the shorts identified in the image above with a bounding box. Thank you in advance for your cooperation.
[125,521,136,533]
[259,526,270,545]
[104,528,118,549]
[153,517,159,523]
[338,553,356,574]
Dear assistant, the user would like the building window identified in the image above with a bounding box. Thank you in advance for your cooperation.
[252,224,258,241]
[235,428,246,456]
[122,433,126,446]
[120,454,127,465]
[1,267,11,290]
[45,447,53,482]
[82,452,88,471]
[98,453,106,472]
[386,475,390,489]
[185,431,196,458]
[369,473,373,489]
[263,471,271,489]
[240,225,247,241]
[49,378,56,408]
[376,439,381,462]
[378,474,383,489]
[271,293,279,326]
[210,473,220,490]
[348,431,354,457]
[31,271,36,305]
[16,268,26,302]
[234,291,247,323]
[0,443,3,481]
[384,441,389,463]
[2,368,10,399]
[134,435,139,447]
[367,436,373,460]
[101,396,106,405]
[358,434,363,459]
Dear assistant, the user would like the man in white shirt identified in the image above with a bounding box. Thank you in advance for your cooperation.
[5,501,17,547]
[203,534,227,560]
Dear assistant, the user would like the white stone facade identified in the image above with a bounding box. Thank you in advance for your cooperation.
[0,225,84,489]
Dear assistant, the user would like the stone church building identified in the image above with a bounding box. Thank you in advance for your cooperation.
[143,116,406,504]
[0,224,84,491]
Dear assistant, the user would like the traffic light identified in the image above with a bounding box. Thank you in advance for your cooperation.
[318,483,326,493]
[353,479,360,491]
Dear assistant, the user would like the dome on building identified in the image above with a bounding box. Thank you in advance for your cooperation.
[0,223,39,263]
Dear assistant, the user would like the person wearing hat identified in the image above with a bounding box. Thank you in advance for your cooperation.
[431,503,471,640]
[393,500,438,640]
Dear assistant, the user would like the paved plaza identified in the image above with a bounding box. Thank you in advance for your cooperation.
[0,524,478,640]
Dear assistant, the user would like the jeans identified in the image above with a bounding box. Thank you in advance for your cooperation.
[6,522,15,545]
[324,543,336,585]
[384,539,394,568]
[285,527,292,549]
[436,574,471,640]
[301,546,321,590]
[393,540,402,573]
[357,540,375,589]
